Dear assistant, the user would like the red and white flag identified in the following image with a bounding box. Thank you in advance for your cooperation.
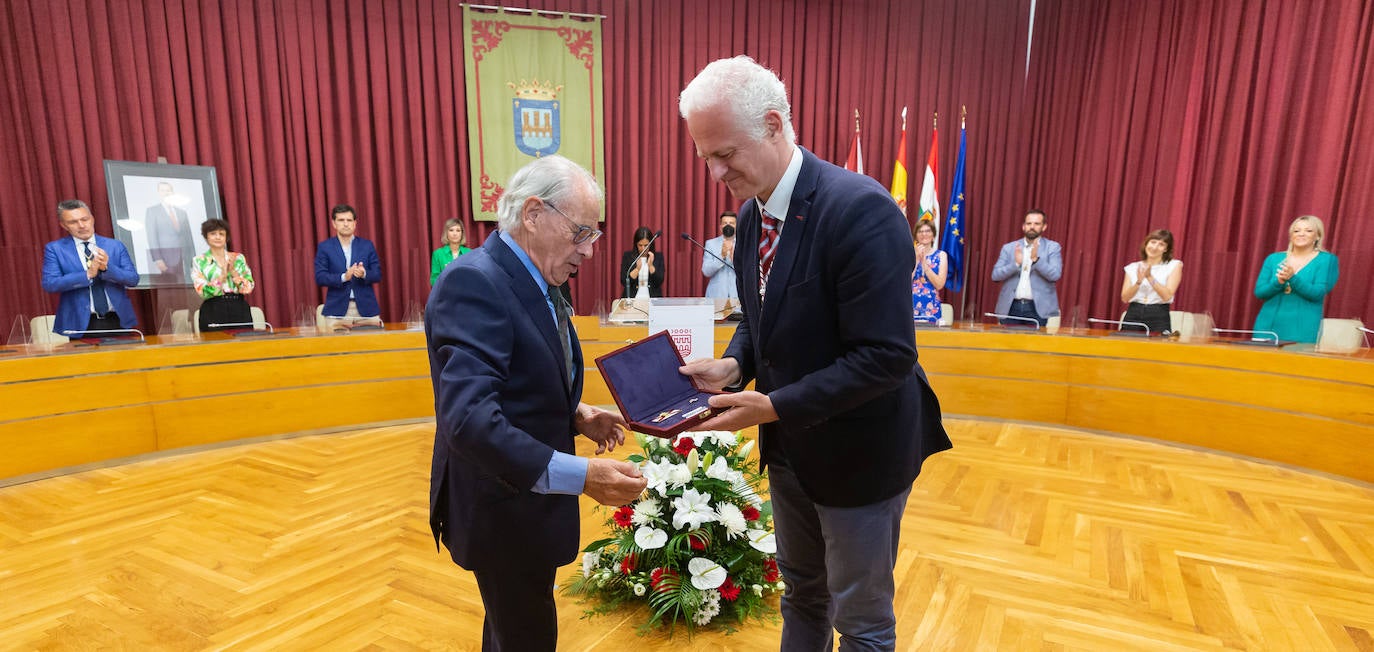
[844,109,864,174]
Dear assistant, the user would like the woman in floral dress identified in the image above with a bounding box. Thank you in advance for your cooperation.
[911,221,947,323]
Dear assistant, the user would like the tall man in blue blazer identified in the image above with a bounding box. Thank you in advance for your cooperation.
[425,155,646,651]
[41,199,140,338]
[314,204,382,328]
[991,209,1063,327]
[678,56,951,651]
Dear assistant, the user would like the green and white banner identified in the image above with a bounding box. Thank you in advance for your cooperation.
[463,7,605,221]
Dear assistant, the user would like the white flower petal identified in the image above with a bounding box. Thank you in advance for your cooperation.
[581,550,600,576]
[747,529,776,553]
[635,526,668,550]
[688,557,727,590]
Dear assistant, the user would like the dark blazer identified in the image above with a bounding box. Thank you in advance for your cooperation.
[426,233,584,570]
[314,236,382,317]
[41,235,140,337]
[620,248,666,297]
[726,147,951,507]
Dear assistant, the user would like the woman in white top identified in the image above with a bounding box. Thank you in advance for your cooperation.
[1119,228,1183,335]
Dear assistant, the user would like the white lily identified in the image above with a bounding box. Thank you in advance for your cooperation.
[671,488,715,530]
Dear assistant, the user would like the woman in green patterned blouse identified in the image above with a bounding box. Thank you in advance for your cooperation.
[191,218,256,333]
[430,218,472,285]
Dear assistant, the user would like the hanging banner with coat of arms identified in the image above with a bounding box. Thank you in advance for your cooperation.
[463,7,605,221]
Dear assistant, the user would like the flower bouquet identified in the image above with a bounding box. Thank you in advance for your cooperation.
[563,430,784,633]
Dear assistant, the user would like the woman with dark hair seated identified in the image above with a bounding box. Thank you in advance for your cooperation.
[1119,228,1182,335]
[191,218,256,332]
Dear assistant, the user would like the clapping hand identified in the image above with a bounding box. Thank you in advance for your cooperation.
[1136,263,1151,284]
[1276,261,1294,283]
[1014,244,1024,266]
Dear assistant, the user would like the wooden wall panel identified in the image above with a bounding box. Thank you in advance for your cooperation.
[0,407,158,477]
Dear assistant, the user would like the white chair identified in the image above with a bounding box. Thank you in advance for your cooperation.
[1316,318,1367,353]
[29,315,67,345]
[938,303,954,326]
[251,306,267,330]
[171,309,193,335]
[316,304,328,330]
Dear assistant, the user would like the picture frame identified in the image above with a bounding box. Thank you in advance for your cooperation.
[103,160,222,289]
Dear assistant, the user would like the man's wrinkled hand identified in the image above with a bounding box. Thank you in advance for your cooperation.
[576,403,627,454]
[584,458,646,506]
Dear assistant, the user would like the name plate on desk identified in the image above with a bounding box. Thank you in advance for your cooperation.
[594,330,722,438]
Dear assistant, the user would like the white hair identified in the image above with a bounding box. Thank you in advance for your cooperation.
[678,55,796,144]
[495,155,603,232]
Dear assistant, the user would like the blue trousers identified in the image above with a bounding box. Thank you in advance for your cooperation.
[769,463,911,651]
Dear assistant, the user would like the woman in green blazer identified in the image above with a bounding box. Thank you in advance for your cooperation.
[430,218,472,285]
[1253,215,1339,343]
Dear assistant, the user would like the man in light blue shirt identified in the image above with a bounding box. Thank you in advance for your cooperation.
[425,155,645,651]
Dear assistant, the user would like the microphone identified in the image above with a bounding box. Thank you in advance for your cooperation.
[62,327,146,345]
[208,321,276,336]
[1211,327,1288,346]
[983,312,1041,329]
[682,233,735,271]
[1088,317,1151,337]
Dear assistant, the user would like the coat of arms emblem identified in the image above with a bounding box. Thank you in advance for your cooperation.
[509,79,564,157]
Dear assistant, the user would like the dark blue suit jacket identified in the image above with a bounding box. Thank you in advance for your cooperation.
[41,235,140,337]
[314,236,382,317]
[425,233,584,570]
[727,148,952,507]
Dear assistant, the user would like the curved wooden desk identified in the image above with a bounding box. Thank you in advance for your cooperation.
[3,322,1371,484]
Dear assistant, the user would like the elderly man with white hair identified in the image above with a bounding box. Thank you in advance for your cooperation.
[425,155,646,651]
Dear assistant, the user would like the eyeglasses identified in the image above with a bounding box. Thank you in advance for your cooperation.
[544,200,603,245]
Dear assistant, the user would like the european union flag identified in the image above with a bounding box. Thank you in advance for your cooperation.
[940,125,968,292]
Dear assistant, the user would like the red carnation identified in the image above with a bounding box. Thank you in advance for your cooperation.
[620,553,637,574]
[672,437,696,456]
[689,533,707,550]
[719,577,741,601]
[613,505,634,528]
[763,558,780,583]
[741,506,761,521]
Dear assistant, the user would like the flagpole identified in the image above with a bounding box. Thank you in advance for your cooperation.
[957,105,970,322]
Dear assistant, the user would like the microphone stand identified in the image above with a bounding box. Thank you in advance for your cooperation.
[207,321,276,336]
[1212,327,1288,347]
[1087,317,1151,337]
[681,232,735,272]
[63,327,147,346]
[983,312,1041,329]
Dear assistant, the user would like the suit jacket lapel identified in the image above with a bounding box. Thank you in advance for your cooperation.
[485,235,573,396]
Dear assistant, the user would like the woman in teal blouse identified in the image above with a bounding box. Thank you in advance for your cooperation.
[430,218,472,285]
[1253,215,1339,343]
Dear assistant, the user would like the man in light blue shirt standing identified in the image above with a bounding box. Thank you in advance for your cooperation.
[424,155,645,651]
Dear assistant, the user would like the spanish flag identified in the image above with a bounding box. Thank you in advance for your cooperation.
[889,107,908,214]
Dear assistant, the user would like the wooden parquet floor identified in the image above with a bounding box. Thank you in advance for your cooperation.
[2,418,1373,651]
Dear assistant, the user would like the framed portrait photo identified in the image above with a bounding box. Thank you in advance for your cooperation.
[103,160,222,289]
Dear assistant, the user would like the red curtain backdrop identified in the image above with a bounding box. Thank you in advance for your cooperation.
[1,0,1368,336]
[0,0,1030,332]
[1013,0,1374,330]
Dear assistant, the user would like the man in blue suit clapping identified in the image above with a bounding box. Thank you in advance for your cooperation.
[41,199,140,339]
[314,204,382,329]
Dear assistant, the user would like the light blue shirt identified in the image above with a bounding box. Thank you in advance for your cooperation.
[499,230,588,496]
